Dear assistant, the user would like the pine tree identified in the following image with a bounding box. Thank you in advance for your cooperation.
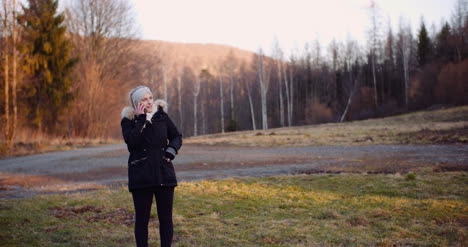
[417,22,432,66]
[18,0,76,133]
[435,23,453,62]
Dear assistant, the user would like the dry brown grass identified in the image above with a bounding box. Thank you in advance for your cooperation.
[0,128,120,158]
[186,106,468,147]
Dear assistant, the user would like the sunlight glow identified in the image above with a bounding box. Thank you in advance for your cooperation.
[133,0,456,53]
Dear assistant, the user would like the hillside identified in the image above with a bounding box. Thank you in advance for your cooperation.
[137,39,256,73]
[185,105,468,147]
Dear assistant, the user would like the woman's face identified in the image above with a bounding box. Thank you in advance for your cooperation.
[139,92,153,113]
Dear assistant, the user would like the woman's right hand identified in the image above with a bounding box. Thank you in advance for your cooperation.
[135,103,146,116]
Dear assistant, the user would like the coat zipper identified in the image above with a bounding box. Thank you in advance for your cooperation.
[130,157,147,165]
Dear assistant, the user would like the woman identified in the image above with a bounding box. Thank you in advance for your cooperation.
[121,86,182,247]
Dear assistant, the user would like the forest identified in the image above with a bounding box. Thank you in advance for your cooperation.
[1,0,467,154]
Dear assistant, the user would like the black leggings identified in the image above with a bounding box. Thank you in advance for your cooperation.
[132,187,175,247]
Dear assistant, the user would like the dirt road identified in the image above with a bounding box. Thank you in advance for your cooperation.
[0,143,467,198]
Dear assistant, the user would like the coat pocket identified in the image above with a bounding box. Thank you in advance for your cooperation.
[128,157,153,186]
[163,162,177,184]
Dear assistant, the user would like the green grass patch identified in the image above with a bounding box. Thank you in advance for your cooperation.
[1,172,467,246]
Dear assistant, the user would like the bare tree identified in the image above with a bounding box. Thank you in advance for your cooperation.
[256,49,271,130]
[65,0,138,137]
[138,50,161,97]
[223,50,238,127]
[398,17,413,107]
[451,0,467,62]
[286,59,295,127]
[201,94,206,135]
[328,38,340,108]
[368,0,382,108]
[193,73,201,136]
[272,39,285,127]
[10,0,17,151]
[282,49,299,127]
[1,0,18,152]
[307,39,322,100]
[215,65,225,133]
[340,39,362,122]
[161,62,170,104]
[240,62,256,130]
[340,76,360,122]
[174,65,184,131]
[2,0,10,148]
[157,49,174,105]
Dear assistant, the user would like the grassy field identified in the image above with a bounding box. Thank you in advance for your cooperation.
[1,171,466,246]
[186,106,468,147]
[1,106,466,246]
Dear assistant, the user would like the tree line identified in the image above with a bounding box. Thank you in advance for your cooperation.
[1,0,467,154]
[159,0,467,138]
[1,0,138,153]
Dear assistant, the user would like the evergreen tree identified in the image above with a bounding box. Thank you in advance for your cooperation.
[18,0,76,133]
[417,22,433,66]
[435,23,454,62]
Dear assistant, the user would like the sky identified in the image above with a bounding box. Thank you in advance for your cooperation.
[133,0,457,54]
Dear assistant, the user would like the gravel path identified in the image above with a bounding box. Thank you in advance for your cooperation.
[0,143,467,198]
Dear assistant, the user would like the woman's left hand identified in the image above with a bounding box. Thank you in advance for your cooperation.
[135,103,146,116]
[164,151,175,160]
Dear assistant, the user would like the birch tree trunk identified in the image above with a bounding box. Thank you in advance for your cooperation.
[177,74,183,131]
[369,0,381,108]
[257,50,270,130]
[193,76,201,136]
[2,1,10,148]
[10,0,17,150]
[229,71,234,122]
[219,75,225,133]
[162,64,169,106]
[401,26,411,107]
[371,53,378,107]
[403,50,410,106]
[340,74,359,122]
[288,67,294,127]
[245,79,256,130]
[277,61,285,127]
[193,93,198,136]
[260,72,267,129]
[340,88,355,122]
[283,64,291,127]
[272,40,286,127]
[224,50,237,125]
[201,100,206,135]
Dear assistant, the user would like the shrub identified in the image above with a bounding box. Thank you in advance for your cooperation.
[405,172,417,180]
[304,100,334,124]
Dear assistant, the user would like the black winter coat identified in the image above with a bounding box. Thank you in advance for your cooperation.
[121,106,182,191]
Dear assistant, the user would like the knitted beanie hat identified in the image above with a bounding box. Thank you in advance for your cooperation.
[130,86,152,109]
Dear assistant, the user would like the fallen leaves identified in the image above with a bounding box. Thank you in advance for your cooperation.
[49,205,134,226]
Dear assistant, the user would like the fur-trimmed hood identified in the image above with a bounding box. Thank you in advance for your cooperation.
[121,99,168,119]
